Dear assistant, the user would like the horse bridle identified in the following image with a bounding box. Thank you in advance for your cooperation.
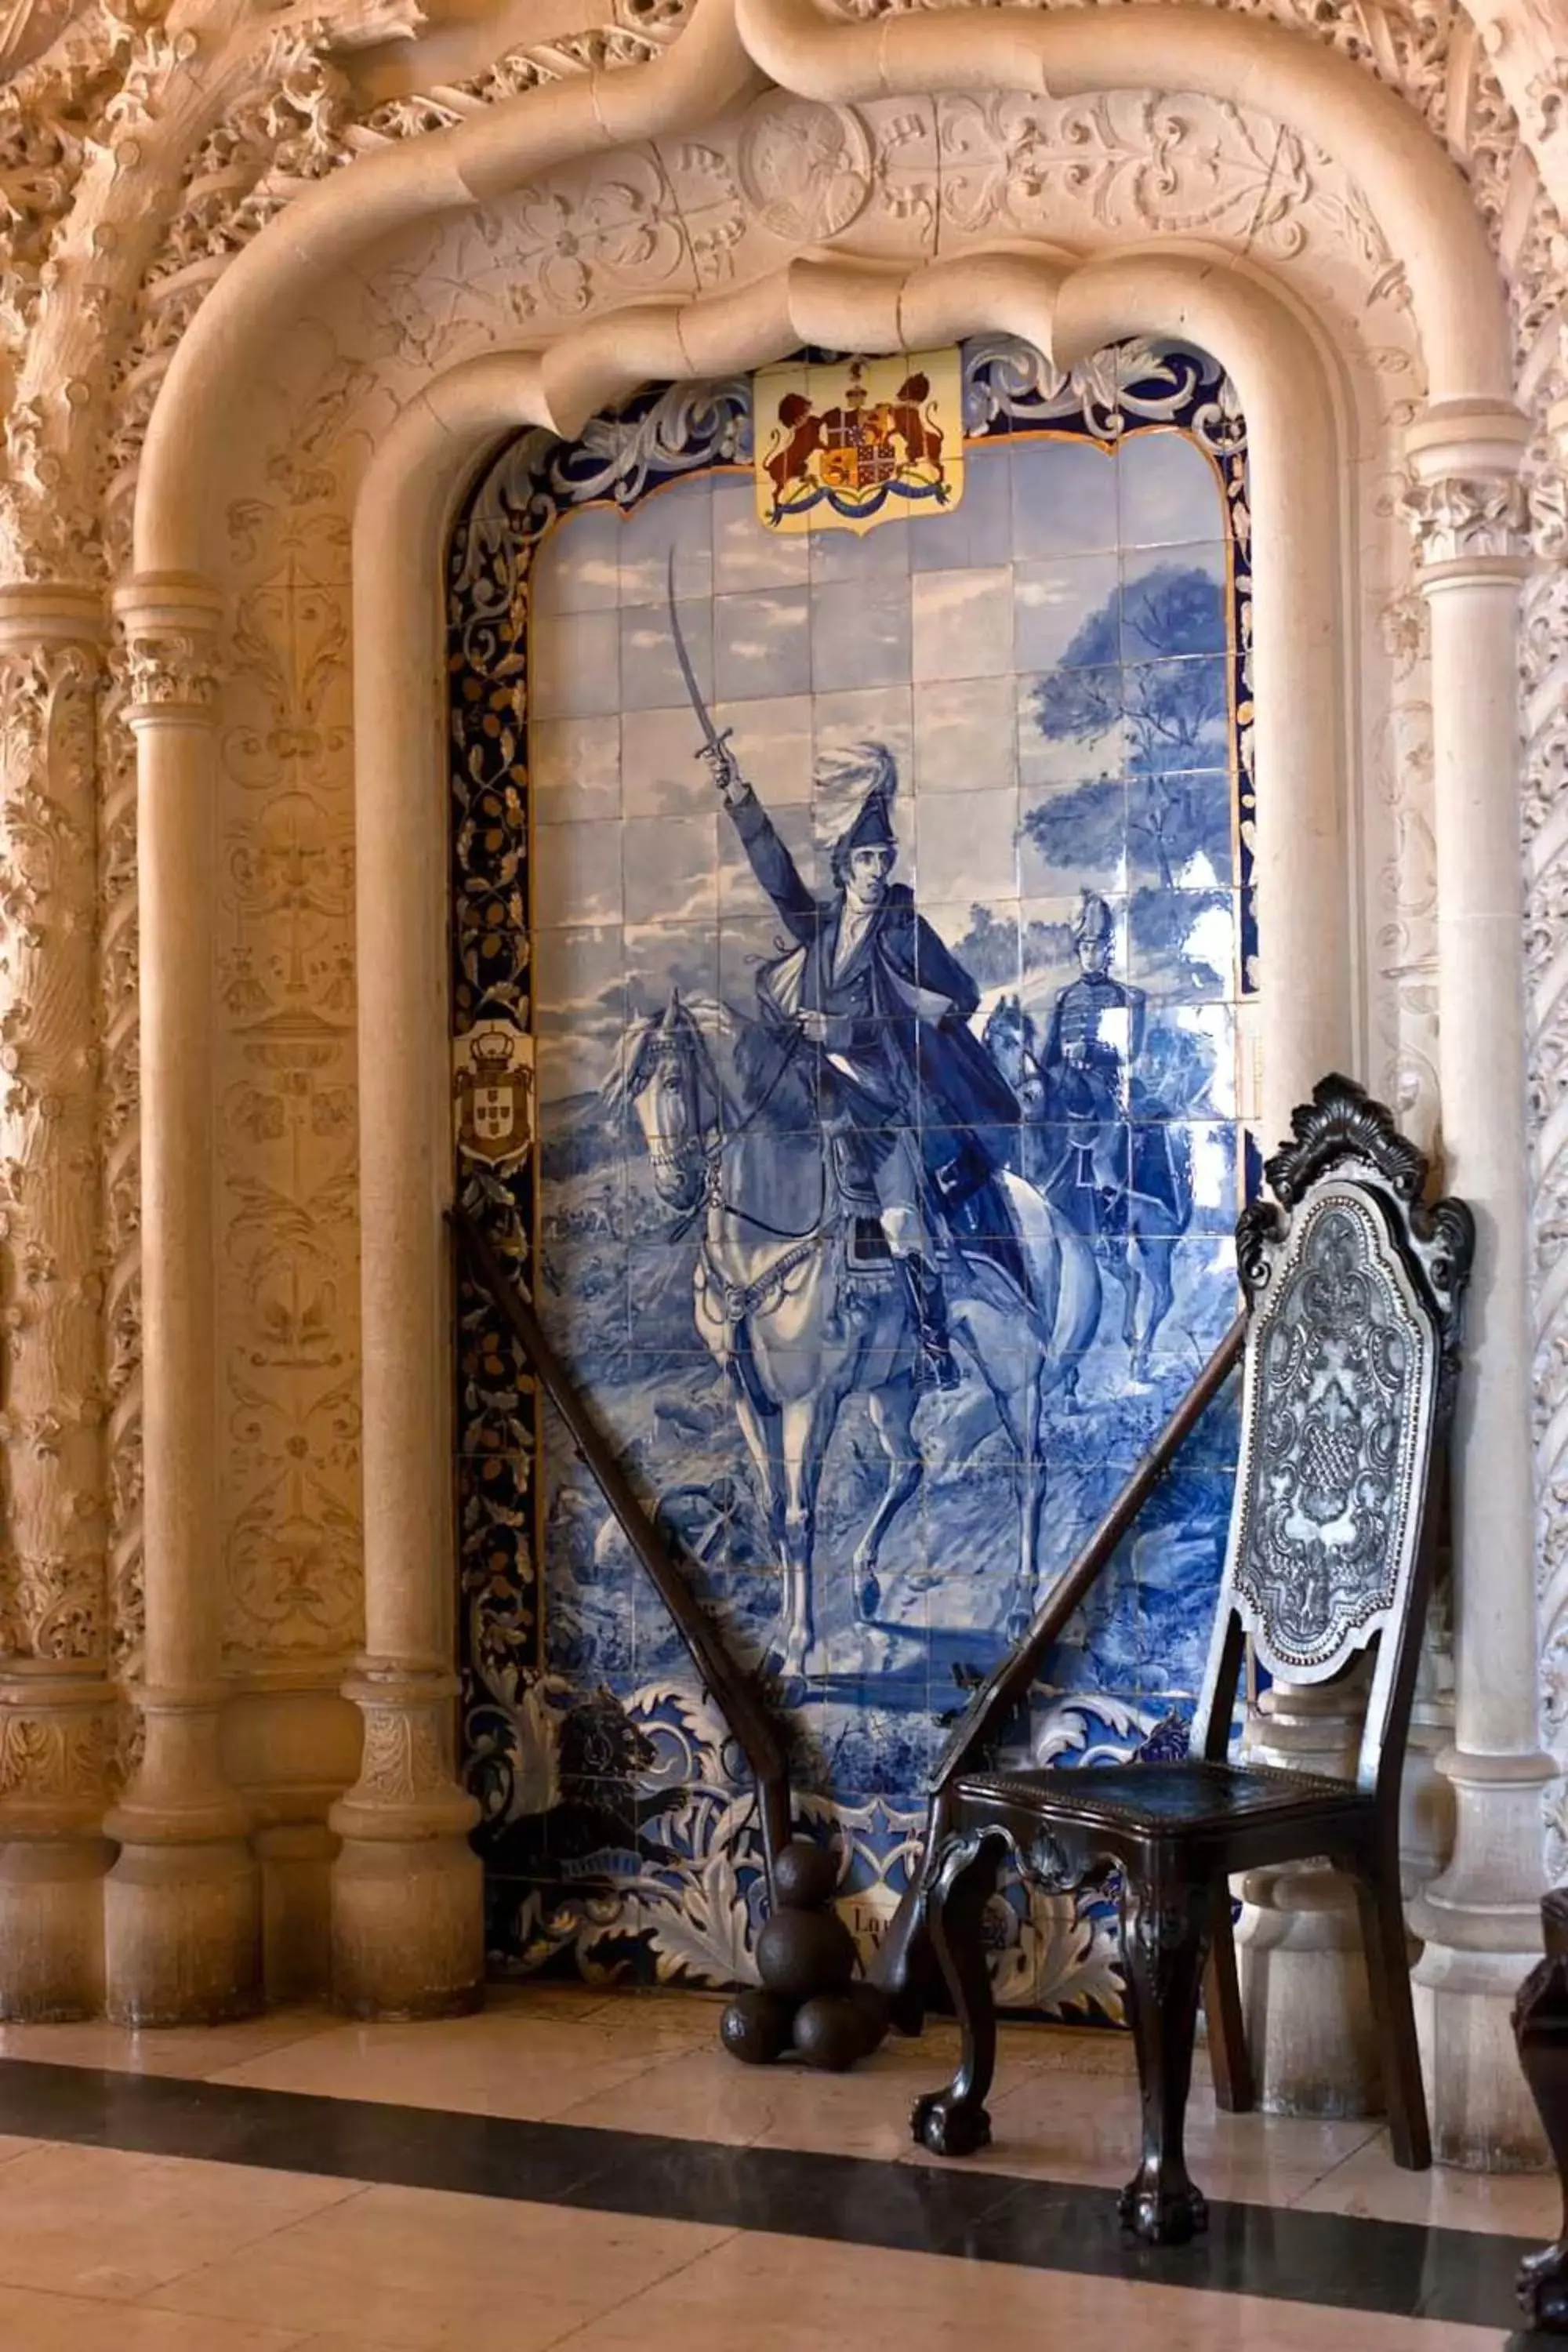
[643,1011,827,1243]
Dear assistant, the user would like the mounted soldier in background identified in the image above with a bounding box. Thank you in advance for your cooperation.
[1040,888,1147,1236]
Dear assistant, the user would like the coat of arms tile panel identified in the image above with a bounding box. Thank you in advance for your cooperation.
[448,336,1256,2015]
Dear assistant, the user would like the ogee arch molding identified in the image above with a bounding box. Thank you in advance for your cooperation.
[133,0,1512,574]
[732,0,1509,404]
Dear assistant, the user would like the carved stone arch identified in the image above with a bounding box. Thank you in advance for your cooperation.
[78,0,1544,2165]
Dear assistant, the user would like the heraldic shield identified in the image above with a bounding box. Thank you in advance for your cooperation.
[454,1022,535,1172]
[756,348,965,535]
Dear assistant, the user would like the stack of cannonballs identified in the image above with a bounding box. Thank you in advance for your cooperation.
[719,1838,891,2072]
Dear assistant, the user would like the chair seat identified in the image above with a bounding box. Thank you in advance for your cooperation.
[951,1759,1368,1836]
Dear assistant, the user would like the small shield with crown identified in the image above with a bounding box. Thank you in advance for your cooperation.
[454,1022,535,1171]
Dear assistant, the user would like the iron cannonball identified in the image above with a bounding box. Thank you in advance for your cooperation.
[756,1905,856,2000]
[720,1989,793,2065]
[771,1838,838,1912]
[792,1993,866,2072]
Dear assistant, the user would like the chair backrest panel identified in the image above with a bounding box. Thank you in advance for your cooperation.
[1191,1075,1473,1791]
[1227,1179,1436,1684]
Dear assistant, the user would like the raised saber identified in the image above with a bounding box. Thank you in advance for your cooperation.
[666,548,733,777]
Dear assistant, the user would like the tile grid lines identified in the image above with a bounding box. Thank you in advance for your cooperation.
[0,2057,1542,2339]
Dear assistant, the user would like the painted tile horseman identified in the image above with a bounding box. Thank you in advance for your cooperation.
[704,738,1023,1388]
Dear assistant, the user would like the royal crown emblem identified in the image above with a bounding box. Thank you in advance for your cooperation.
[754,348,964,535]
[454,1021,535,1170]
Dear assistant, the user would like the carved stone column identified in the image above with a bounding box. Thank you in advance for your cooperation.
[328,477,482,2019]
[0,586,114,2017]
[1400,406,1555,2167]
[1232,1662,1382,2116]
[103,574,260,2024]
[328,1662,482,2018]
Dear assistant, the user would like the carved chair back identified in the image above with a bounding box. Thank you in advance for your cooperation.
[1189,1077,1473,1802]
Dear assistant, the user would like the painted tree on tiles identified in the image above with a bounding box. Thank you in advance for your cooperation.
[1026,564,1231,894]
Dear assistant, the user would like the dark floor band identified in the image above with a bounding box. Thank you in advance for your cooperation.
[0,2056,1548,2339]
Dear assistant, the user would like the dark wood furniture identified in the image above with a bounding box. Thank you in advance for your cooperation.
[1515,1890,1568,2331]
[873,1310,1247,2035]
[909,1075,1475,2245]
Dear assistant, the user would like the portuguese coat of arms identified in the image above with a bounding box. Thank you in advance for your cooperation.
[755,347,965,535]
[453,1022,535,1171]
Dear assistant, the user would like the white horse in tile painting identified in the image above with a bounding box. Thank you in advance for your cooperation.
[611,993,1101,1680]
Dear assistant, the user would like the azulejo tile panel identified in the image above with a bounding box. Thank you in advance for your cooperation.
[448,337,1254,2015]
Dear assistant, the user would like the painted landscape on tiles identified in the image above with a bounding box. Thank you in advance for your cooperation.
[448,338,1254,2013]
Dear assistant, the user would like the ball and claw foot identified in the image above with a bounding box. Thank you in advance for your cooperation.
[911,2088,993,2158]
[1517,2239,1568,2329]
[1116,2166,1209,2245]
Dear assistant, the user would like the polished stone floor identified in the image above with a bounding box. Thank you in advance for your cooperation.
[0,1985,1559,2348]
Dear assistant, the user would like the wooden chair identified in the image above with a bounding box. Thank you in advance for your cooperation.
[909,1074,1474,2245]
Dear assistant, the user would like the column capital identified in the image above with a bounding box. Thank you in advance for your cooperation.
[111,572,224,718]
[1401,402,1534,585]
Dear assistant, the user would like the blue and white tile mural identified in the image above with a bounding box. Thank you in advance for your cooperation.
[448,337,1254,2015]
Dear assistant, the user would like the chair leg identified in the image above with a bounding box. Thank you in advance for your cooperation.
[872,1857,942,2037]
[1352,1848,1430,2171]
[910,1831,1004,2158]
[1203,1875,1254,2114]
[1118,1869,1213,2244]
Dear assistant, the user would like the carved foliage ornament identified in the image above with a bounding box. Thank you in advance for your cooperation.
[119,626,222,712]
[0,1705,107,1800]
[0,636,107,1670]
[1399,471,1534,569]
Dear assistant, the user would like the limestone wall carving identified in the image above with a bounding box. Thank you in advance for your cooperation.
[0,0,1558,2032]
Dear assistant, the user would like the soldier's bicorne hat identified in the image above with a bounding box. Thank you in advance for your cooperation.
[1072,889,1115,946]
[838,787,898,860]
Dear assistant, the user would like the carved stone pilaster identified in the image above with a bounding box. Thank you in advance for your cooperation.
[0,583,114,2018]
[103,569,260,2024]
[1399,403,1555,2166]
[328,1661,481,2018]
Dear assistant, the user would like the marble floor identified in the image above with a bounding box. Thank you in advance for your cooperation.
[0,1986,1559,2349]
